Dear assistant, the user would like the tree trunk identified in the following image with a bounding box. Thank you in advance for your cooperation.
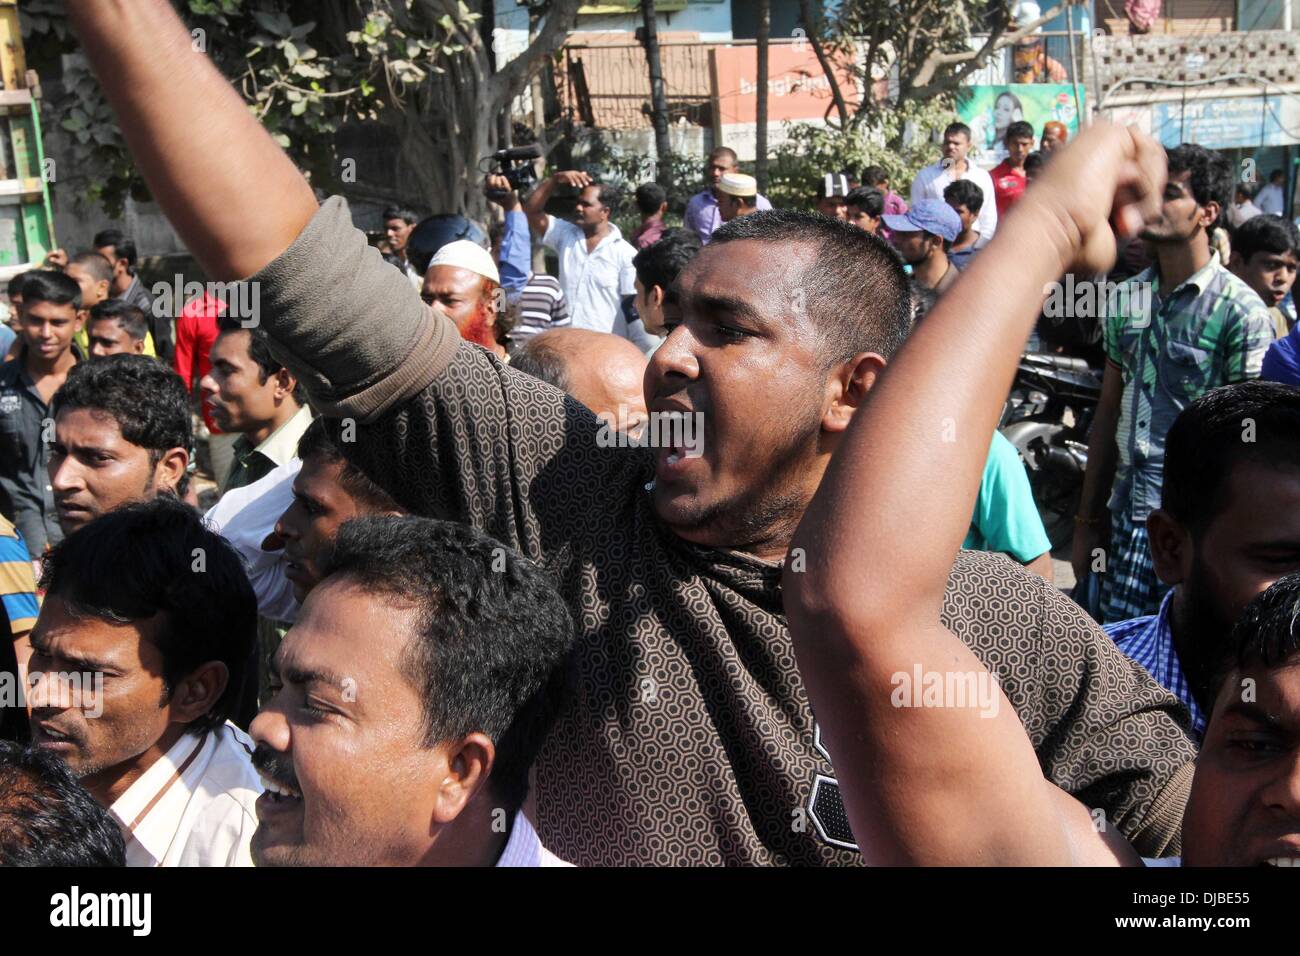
[799,0,849,130]
[640,0,673,183]
[755,0,770,192]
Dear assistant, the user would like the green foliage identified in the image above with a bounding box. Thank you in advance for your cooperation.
[766,98,955,210]
[572,131,700,235]
[20,0,485,217]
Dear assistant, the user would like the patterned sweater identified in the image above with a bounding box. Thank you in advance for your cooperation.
[248,197,1198,865]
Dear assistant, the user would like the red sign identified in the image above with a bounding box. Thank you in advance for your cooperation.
[713,44,860,125]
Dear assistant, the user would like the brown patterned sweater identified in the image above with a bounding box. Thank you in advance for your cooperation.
[248,197,1197,865]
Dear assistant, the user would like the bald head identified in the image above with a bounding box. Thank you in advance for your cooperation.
[514,329,648,431]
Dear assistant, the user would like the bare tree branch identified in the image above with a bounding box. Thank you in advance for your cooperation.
[799,0,850,129]
[907,2,1069,98]
[489,0,581,115]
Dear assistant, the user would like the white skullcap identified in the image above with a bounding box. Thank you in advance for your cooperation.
[717,172,758,198]
[427,239,500,284]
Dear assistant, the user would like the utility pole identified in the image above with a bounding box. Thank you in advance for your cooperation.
[755,0,770,192]
[639,0,672,183]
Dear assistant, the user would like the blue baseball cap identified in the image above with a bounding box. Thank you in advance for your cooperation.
[882,199,962,244]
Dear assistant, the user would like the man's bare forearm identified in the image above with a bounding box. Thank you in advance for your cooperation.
[66,0,318,279]
[522,176,557,236]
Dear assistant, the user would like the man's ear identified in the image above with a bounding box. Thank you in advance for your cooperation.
[132,338,146,355]
[274,368,298,400]
[1227,249,1243,271]
[155,446,189,494]
[822,351,887,433]
[168,660,229,725]
[651,284,665,309]
[1199,201,1222,231]
[1147,509,1191,587]
[431,732,494,826]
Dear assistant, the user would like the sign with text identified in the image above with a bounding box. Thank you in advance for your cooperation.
[712,44,859,126]
[1152,96,1292,150]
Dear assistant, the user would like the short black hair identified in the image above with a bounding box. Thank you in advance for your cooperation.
[1271,169,1286,182]
[0,741,126,866]
[6,271,29,299]
[1235,181,1256,200]
[591,182,620,212]
[93,228,138,272]
[1232,214,1300,262]
[943,122,972,141]
[321,516,576,813]
[216,315,306,406]
[52,354,193,496]
[88,299,149,343]
[1005,120,1035,143]
[296,417,400,513]
[38,497,256,736]
[709,209,913,365]
[943,178,984,214]
[19,270,81,311]
[846,186,884,218]
[635,182,667,216]
[1024,151,1047,177]
[1206,572,1300,709]
[1167,143,1234,227]
[382,206,419,226]
[708,146,738,166]
[68,251,114,285]
[510,337,572,392]
[633,228,701,295]
[1161,380,1300,537]
[861,165,888,188]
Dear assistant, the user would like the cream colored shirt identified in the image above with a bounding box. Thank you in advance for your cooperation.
[110,722,262,867]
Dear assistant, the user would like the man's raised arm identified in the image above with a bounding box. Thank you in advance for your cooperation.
[782,124,1167,865]
[66,0,318,279]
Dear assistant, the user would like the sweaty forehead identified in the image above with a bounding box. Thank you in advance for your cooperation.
[677,239,818,330]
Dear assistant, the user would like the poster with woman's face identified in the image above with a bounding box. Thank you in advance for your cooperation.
[957,85,1082,167]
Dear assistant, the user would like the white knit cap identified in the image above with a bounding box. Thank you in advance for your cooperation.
[427,239,500,284]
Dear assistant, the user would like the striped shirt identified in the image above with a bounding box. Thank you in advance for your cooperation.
[511,273,571,342]
[1105,591,1205,738]
[1104,253,1274,520]
[0,515,38,636]
[110,721,262,867]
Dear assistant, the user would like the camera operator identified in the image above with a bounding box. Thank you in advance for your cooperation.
[484,173,571,344]
[522,170,657,352]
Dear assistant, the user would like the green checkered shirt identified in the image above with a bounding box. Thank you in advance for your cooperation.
[1104,253,1274,521]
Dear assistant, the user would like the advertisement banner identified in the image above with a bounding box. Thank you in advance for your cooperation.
[1152,96,1291,150]
[956,85,1083,166]
[712,44,859,126]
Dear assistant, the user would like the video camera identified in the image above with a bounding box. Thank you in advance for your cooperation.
[485,143,542,200]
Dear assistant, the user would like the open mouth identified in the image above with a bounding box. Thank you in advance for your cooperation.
[258,772,303,805]
[1260,856,1300,867]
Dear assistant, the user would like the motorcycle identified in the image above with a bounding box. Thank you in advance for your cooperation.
[999,352,1102,551]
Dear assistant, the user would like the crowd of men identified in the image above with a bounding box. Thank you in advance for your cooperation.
[2,0,1299,869]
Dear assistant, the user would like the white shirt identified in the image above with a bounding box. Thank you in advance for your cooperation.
[541,217,638,338]
[206,459,301,623]
[1227,200,1263,229]
[911,159,998,247]
[495,811,572,867]
[110,722,262,867]
[1256,182,1286,216]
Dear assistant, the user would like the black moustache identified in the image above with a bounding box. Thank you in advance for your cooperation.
[251,743,300,792]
